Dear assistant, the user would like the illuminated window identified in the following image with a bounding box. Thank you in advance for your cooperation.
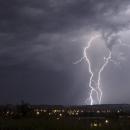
[49,113,51,115]
[117,110,120,113]
[36,111,40,115]
[93,123,98,127]
[97,110,100,113]
[53,110,57,113]
[91,123,98,127]
[76,112,78,115]
[43,110,47,112]
[59,113,62,117]
[105,120,109,124]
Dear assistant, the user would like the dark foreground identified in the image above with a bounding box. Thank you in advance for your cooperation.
[0,118,130,130]
[0,104,130,129]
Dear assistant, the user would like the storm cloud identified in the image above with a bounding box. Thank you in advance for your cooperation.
[0,0,130,105]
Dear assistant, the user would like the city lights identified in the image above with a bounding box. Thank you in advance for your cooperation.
[105,120,109,124]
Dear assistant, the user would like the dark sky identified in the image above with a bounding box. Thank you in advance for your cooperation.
[0,0,130,105]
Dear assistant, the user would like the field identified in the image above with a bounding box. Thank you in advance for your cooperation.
[0,118,130,130]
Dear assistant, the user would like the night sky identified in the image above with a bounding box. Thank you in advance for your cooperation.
[0,0,130,105]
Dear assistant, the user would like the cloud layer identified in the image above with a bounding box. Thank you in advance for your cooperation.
[0,0,130,104]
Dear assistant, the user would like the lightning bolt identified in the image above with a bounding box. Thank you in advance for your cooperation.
[97,49,112,104]
[83,35,101,105]
[74,35,113,105]
[97,37,130,104]
[74,33,130,105]
[74,35,101,105]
